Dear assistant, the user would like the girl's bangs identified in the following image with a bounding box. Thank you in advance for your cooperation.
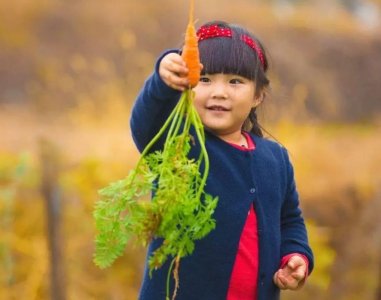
[198,36,260,80]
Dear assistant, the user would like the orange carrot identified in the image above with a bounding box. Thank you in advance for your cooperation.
[181,0,200,88]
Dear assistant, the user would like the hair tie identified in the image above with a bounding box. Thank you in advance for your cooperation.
[196,24,266,69]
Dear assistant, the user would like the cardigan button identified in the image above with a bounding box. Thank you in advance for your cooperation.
[250,188,256,194]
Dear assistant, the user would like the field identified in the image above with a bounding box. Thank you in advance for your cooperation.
[1,0,381,299]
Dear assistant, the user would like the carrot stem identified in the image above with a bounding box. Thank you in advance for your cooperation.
[166,256,177,300]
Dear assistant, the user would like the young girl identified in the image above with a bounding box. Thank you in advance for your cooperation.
[131,20,314,300]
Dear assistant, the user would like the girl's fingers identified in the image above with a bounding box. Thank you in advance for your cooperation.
[291,270,305,281]
[288,256,307,283]
[274,271,286,290]
[166,62,188,77]
[278,276,289,289]
[159,56,190,90]
[280,275,298,290]
[288,255,307,272]
[167,52,186,66]
[170,83,186,92]
[161,70,189,90]
[163,54,189,75]
[274,269,301,290]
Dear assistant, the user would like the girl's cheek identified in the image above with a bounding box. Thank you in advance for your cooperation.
[193,93,205,106]
[193,100,203,113]
[193,83,201,91]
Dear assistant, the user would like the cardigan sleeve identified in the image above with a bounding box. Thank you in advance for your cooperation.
[280,147,314,275]
[130,49,182,153]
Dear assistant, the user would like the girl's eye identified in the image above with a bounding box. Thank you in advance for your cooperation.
[199,76,210,83]
[230,78,243,84]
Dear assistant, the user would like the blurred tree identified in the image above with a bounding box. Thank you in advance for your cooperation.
[40,140,67,300]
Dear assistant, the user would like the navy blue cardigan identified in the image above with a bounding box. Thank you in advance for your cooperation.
[130,54,314,300]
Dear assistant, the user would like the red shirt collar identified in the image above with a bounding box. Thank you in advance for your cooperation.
[227,131,256,151]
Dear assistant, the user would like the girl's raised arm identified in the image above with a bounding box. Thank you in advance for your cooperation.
[130,50,183,153]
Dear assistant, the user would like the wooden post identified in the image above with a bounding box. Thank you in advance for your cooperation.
[376,189,381,300]
[40,139,67,300]
[378,265,381,300]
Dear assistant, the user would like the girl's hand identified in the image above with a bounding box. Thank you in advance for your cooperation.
[159,53,190,91]
[273,255,307,290]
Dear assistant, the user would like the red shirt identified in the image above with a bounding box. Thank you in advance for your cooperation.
[227,204,259,299]
[226,132,309,300]
[227,133,259,300]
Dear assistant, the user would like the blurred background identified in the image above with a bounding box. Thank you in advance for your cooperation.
[1,0,380,299]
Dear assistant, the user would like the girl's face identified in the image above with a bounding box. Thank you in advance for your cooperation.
[193,73,261,138]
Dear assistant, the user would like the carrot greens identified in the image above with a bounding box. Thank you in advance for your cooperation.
[93,89,218,298]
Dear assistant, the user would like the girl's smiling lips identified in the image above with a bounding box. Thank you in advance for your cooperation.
[206,105,231,111]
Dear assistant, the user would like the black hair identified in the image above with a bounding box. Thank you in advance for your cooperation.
[197,20,270,137]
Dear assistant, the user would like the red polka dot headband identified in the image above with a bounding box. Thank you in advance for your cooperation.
[197,24,267,69]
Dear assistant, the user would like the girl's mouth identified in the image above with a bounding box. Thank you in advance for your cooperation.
[207,105,230,111]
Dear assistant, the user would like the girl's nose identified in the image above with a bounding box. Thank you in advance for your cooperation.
[211,82,228,99]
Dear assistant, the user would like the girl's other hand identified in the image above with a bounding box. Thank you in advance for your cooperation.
[273,255,307,290]
[159,53,190,91]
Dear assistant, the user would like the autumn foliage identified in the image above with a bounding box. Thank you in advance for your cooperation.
[1,0,381,299]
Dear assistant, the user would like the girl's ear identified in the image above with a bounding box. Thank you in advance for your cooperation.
[252,91,265,108]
